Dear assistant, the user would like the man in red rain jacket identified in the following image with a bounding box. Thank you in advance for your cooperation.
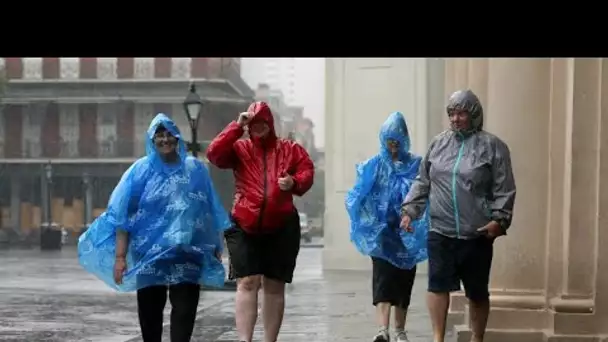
[207,101,315,342]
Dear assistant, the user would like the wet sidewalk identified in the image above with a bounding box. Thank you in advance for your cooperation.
[0,247,433,341]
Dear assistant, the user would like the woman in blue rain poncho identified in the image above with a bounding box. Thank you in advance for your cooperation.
[345,112,429,342]
[78,113,231,342]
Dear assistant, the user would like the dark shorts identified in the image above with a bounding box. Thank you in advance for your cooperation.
[224,211,301,284]
[371,257,417,310]
[427,231,493,301]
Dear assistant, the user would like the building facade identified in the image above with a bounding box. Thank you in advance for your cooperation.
[241,58,326,147]
[325,57,608,341]
[0,57,253,241]
[241,58,297,104]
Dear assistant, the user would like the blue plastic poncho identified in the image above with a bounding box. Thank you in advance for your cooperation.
[78,113,231,292]
[345,112,430,270]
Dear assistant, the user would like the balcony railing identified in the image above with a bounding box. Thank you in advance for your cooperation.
[4,139,141,159]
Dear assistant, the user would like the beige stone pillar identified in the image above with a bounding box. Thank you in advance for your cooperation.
[443,58,470,130]
[451,58,552,341]
[546,59,602,338]
[595,59,608,336]
[486,58,551,291]
[454,59,608,341]
[467,58,489,113]
[447,58,490,322]
[322,58,432,271]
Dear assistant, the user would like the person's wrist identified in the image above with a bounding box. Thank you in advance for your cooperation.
[290,177,297,190]
[494,219,508,233]
[115,255,126,260]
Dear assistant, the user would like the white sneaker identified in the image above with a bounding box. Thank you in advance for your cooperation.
[372,330,390,342]
[395,330,410,342]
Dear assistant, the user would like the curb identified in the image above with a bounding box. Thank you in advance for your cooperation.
[202,280,237,292]
[300,244,323,249]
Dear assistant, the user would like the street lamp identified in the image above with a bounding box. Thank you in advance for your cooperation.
[183,83,236,291]
[183,83,204,157]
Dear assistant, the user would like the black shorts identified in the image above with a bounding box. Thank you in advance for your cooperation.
[371,257,417,310]
[427,231,493,301]
[224,211,301,284]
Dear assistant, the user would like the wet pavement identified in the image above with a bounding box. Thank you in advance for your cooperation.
[0,246,433,341]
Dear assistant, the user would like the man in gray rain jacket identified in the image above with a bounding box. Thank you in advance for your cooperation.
[400,89,516,342]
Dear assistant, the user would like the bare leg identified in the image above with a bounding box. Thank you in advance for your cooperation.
[262,277,286,342]
[427,292,450,342]
[235,275,262,342]
[393,306,406,331]
[375,302,391,328]
[469,298,490,342]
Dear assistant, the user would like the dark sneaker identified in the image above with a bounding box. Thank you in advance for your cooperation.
[372,331,390,342]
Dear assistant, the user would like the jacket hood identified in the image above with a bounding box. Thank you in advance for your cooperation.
[446,89,484,134]
[247,101,277,144]
[379,112,411,161]
[145,113,188,171]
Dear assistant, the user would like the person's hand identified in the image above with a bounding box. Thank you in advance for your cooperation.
[114,256,127,285]
[237,112,253,127]
[278,175,294,191]
[477,220,504,239]
[215,248,222,261]
[400,215,413,232]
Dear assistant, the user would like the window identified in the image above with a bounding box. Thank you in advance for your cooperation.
[98,104,117,125]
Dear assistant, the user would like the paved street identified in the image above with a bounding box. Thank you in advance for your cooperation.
[0,245,433,341]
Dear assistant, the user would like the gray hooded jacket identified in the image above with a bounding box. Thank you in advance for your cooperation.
[401,90,516,239]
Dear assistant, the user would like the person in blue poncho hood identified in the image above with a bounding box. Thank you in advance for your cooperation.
[78,113,231,342]
[345,112,429,342]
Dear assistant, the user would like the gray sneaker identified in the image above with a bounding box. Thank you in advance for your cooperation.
[372,330,390,342]
[395,330,410,342]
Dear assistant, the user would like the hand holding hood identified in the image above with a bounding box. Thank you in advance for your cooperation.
[246,101,277,146]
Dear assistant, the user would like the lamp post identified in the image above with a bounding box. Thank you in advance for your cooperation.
[183,83,203,157]
[183,83,236,291]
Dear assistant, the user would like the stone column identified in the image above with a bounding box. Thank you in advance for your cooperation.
[547,58,603,338]
[448,58,491,323]
[323,58,370,270]
[322,58,431,271]
[451,58,553,341]
[40,167,49,224]
[486,58,551,291]
[426,58,446,138]
[453,58,608,341]
[595,58,608,336]
[467,58,489,111]
[83,173,93,227]
[443,58,471,130]
[10,176,21,233]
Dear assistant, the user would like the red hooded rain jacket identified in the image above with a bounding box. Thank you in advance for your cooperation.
[206,102,315,233]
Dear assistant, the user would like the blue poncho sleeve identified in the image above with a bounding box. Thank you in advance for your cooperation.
[105,159,148,231]
[77,158,148,291]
